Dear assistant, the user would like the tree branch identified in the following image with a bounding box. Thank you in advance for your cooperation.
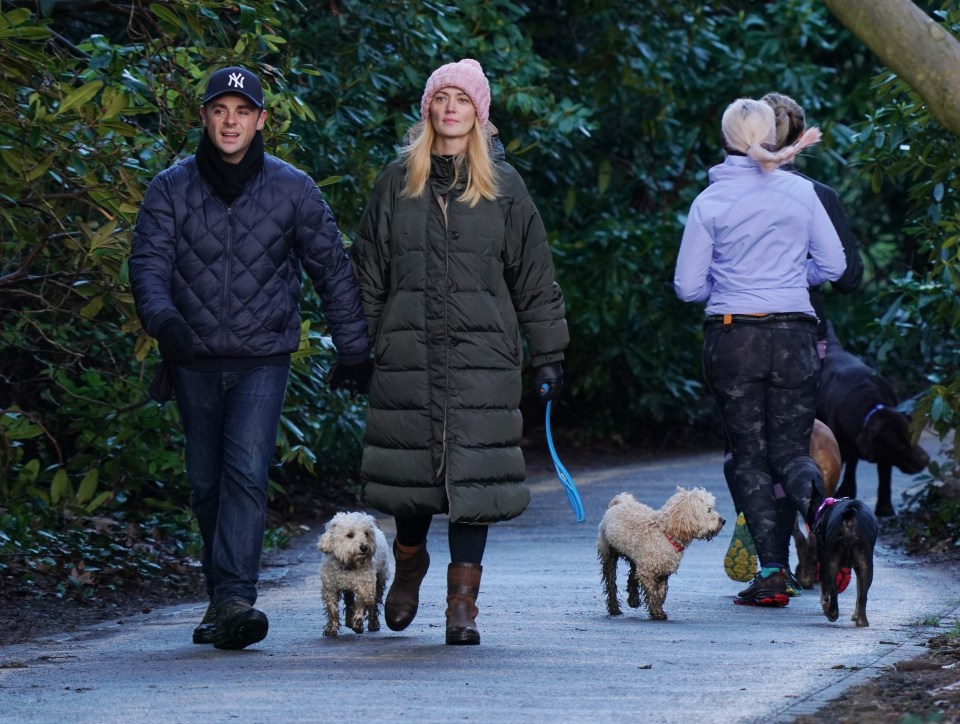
[823,0,960,136]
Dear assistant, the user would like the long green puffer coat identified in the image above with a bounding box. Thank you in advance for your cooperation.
[351,152,569,524]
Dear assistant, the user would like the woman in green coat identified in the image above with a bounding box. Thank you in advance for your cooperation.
[351,58,569,645]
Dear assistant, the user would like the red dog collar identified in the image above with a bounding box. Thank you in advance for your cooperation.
[664,532,685,552]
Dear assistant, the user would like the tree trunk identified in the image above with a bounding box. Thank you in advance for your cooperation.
[824,0,960,136]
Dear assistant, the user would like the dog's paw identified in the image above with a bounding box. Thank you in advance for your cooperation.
[323,626,339,637]
[350,617,365,634]
[368,618,381,632]
[649,611,667,621]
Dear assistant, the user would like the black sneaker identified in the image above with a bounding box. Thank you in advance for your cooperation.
[192,602,217,645]
[785,570,804,597]
[734,568,790,607]
[213,598,268,650]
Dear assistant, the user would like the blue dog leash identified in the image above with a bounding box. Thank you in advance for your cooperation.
[541,383,585,522]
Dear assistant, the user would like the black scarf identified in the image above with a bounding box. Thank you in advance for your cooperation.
[196,131,265,204]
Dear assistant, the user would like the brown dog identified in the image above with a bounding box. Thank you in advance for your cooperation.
[816,322,929,516]
[793,419,841,589]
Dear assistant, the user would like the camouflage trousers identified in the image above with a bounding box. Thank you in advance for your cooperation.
[703,316,824,567]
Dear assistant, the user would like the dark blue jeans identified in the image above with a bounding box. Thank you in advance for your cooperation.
[703,318,824,567]
[171,364,290,606]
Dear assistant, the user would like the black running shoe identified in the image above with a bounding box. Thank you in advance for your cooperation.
[734,568,790,607]
[785,569,804,597]
[192,602,217,644]
[213,598,268,650]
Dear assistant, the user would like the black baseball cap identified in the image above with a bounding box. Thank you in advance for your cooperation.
[202,66,264,108]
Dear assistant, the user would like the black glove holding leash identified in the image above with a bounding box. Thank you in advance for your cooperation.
[532,363,564,405]
[155,318,196,366]
[326,358,373,398]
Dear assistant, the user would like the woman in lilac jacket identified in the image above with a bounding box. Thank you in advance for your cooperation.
[674,98,846,608]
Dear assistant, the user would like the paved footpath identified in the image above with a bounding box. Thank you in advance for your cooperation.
[1,442,957,724]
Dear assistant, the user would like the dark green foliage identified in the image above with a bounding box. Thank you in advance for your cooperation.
[274,0,885,444]
[512,0,880,441]
[1,0,953,593]
[837,4,960,546]
[0,1,358,594]
[0,504,202,601]
[900,470,960,554]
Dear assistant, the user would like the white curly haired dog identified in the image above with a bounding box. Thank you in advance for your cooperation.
[317,511,391,637]
[598,487,725,620]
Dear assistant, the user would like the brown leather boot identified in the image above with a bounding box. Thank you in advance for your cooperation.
[384,540,430,631]
[445,562,482,645]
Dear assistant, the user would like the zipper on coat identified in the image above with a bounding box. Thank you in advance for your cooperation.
[219,205,234,355]
[434,192,451,480]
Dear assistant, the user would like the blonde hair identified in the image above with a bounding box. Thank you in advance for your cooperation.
[761,92,805,149]
[721,97,821,173]
[399,121,499,207]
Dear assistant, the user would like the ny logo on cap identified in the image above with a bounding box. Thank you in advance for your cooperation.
[227,72,245,89]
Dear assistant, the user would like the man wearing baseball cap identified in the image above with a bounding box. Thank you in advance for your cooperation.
[130,65,373,649]
[202,66,264,108]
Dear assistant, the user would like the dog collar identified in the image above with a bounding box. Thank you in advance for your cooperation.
[811,497,837,535]
[812,496,852,533]
[862,403,886,427]
[815,497,837,522]
[664,532,685,552]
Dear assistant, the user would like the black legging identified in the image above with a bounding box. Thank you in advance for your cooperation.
[704,317,825,567]
[722,332,830,562]
[394,515,488,565]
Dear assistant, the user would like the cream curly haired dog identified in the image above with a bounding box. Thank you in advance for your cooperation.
[317,512,391,637]
[598,487,725,620]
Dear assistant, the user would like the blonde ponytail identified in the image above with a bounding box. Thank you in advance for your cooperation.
[746,127,822,172]
[721,98,821,173]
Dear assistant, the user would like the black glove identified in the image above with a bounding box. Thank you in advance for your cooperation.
[155,318,195,366]
[325,358,373,397]
[147,361,174,404]
[532,363,563,405]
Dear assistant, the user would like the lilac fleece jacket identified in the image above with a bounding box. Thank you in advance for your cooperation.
[674,155,846,316]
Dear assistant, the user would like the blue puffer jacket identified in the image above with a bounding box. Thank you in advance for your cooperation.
[130,154,369,364]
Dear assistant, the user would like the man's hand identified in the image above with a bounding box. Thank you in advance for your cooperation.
[155,318,196,366]
[325,358,374,397]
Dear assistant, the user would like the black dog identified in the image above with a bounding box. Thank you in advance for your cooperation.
[813,497,877,627]
[816,323,929,516]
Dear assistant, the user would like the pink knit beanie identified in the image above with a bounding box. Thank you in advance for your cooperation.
[420,58,491,128]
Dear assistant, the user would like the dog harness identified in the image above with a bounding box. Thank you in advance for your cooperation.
[810,497,854,593]
[811,496,852,534]
[814,497,838,520]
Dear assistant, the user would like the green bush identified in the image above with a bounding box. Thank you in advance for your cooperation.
[2,0,951,595]
[513,0,881,440]
[0,2,364,592]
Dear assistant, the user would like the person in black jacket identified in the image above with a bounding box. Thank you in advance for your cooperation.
[129,66,371,650]
[722,92,865,589]
[763,91,864,353]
